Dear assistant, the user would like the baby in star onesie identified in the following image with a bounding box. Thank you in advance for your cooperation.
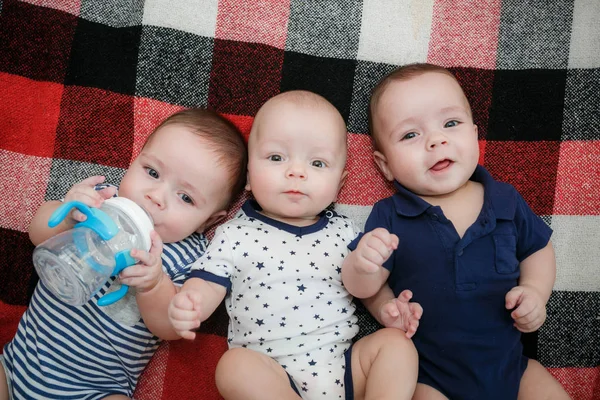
[168,90,422,400]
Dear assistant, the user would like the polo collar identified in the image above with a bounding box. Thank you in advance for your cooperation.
[391,165,516,221]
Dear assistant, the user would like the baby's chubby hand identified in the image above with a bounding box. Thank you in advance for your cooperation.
[64,175,117,224]
[505,284,547,333]
[379,290,423,338]
[120,231,165,293]
[353,228,398,274]
[168,290,202,340]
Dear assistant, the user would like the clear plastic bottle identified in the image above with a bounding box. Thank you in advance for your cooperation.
[32,197,153,306]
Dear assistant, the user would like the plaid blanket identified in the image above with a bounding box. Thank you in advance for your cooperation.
[1,1,598,399]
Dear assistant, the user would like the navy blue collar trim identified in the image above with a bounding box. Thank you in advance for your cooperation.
[242,200,331,236]
[392,165,516,220]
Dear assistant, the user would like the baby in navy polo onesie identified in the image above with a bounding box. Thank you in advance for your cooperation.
[343,63,570,400]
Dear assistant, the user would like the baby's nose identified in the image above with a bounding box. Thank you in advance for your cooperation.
[286,164,307,179]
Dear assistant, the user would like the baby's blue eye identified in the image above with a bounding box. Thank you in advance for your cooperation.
[146,168,159,178]
[180,193,193,204]
[445,120,459,128]
[402,132,417,140]
[269,155,282,162]
[312,160,325,168]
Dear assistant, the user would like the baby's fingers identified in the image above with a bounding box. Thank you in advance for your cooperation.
[405,318,420,339]
[170,310,201,328]
[396,290,413,304]
[408,302,423,320]
[511,298,535,321]
[77,175,108,187]
[177,330,197,341]
[130,248,158,268]
[380,302,401,328]
[514,313,544,333]
[65,189,105,209]
[97,185,117,199]
[148,231,164,257]
[359,247,387,272]
[369,228,399,250]
[381,301,400,318]
[70,209,88,223]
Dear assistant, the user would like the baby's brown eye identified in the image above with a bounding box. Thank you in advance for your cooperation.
[269,155,282,162]
[312,160,325,168]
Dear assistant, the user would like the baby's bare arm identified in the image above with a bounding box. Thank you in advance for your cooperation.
[362,283,396,325]
[506,242,556,332]
[166,277,227,340]
[342,228,396,298]
[137,275,180,339]
[342,250,390,298]
[140,276,226,340]
[29,200,70,246]
[519,242,556,303]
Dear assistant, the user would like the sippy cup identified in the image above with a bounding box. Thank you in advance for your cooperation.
[32,197,153,307]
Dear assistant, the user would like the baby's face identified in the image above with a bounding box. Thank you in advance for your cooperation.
[119,124,229,243]
[372,72,479,197]
[246,102,347,226]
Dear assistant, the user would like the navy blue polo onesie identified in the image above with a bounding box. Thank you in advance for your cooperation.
[349,165,552,400]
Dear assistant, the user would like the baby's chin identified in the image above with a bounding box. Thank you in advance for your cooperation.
[264,210,321,227]
[416,182,470,198]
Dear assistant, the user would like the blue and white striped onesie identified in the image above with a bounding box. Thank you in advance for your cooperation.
[1,186,207,399]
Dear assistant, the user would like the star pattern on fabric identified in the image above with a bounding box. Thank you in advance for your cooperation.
[194,203,360,398]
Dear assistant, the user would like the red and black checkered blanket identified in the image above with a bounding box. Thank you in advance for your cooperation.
[1,1,598,399]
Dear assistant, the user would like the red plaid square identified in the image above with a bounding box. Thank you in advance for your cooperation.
[484,141,560,216]
[554,141,600,215]
[21,0,81,16]
[0,150,52,232]
[54,86,135,169]
[216,0,290,49]
[429,0,501,69]
[0,73,63,158]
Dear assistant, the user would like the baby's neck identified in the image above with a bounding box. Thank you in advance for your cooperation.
[420,181,484,239]
[419,180,475,206]
[257,210,320,227]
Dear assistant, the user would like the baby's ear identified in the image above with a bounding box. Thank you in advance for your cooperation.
[373,151,394,181]
[334,170,348,201]
[244,171,251,192]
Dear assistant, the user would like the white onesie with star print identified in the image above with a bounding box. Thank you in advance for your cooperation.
[190,200,360,399]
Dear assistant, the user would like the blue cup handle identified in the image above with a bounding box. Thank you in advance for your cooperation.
[49,201,118,241]
[97,284,129,306]
[96,250,137,307]
[49,201,133,307]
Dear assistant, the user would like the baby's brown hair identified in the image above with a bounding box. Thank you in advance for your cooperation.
[146,108,248,208]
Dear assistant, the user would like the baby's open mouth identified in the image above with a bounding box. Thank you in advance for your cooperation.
[430,159,452,171]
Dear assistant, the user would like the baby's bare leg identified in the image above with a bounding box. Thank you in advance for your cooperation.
[411,383,448,400]
[0,362,8,400]
[215,347,300,400]
[351,328,418,400]
[518,359,571,400]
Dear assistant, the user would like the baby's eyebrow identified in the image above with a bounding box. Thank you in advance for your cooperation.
[140,153,164,168]
[440,106,468,115]
[180,179,206,205]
